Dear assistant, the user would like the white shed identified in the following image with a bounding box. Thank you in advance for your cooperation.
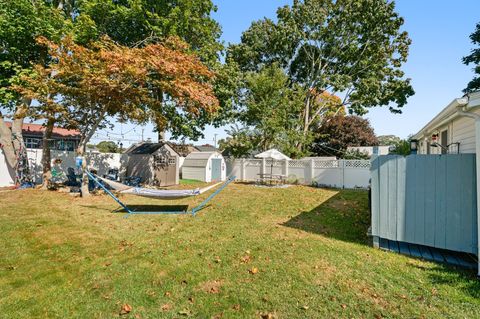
[182,151,226,182]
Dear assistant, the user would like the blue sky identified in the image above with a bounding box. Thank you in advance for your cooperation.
[91,0,480,146]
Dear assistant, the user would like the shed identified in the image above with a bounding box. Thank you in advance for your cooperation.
[182,151,226,182]
[124,142,179,186]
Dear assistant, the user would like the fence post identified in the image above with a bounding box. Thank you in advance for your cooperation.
[284,159,289,178]
[341,160,345,189]
[308,159,314,184]
[261,158,266,175]
[241,159,246,181]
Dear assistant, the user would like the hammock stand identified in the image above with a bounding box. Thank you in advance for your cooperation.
[85,170,235,217]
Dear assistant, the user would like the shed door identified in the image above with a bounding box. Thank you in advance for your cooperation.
[211,159,222,182]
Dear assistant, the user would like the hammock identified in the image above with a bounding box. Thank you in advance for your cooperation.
[96,176,223,200]
[85,170,235,216]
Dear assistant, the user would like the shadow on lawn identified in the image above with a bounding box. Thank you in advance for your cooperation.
[282,189,480,297]
[282,190,371,245]
[80,204,192,214]
[114,204,190,213]
[410,263,480,298]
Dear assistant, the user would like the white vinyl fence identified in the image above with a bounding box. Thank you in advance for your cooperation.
[226,158,371,189]
[0,148,125,187]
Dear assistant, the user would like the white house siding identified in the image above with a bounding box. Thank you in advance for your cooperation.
[451,114,476,153]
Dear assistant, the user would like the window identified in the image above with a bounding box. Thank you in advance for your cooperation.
[441,130,448,154]
[25,138,41,149]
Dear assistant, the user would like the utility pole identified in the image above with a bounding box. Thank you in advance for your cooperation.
[141,128,144,142]
[214,133,218,150]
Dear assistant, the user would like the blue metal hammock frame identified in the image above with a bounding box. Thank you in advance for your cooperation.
[85,170,235,217]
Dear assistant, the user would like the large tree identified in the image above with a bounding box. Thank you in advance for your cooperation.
[18,36,218,193]
[310,115,378,158]
[463,22,480,93]
[0,0,67,185]
[229,0,414,153]
[72,0,230,139]
[222,63,344,158]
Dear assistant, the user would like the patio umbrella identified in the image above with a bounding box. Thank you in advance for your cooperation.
[255,149,291,175]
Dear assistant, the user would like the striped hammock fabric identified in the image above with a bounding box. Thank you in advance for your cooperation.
[96,176,223,200]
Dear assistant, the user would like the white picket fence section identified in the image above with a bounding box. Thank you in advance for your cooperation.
[0,148,125,187]
[226,158,371,189]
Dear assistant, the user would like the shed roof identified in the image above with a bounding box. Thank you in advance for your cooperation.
[125,142,178,155]
[183,151,221,167]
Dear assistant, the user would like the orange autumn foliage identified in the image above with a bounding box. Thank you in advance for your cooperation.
[17,36,219,126]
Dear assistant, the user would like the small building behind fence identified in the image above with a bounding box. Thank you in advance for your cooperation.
[124,142,179,186]
[182,151,226,182]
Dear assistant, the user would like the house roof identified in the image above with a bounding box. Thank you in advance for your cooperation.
[413,91,480,140]
[4,122,80,139]
[183,151,222,167]
[195,144,216,152]
[167,143,199,157]
[125,142,179,155]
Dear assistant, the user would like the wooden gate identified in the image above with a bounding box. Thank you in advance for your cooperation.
[371,154,478,255]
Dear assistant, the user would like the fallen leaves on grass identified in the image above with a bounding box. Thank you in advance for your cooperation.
[119,304,132,315]
[232,304,241,311]
[161,304,172,311]
[240,255,252,264]
[178,309,192,316]
[260,312,277,319]
[199,280,222,294]
[249,267,259,275]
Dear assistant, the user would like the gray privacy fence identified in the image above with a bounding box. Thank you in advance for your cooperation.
[371,154,478,255]
[226,158,371,189]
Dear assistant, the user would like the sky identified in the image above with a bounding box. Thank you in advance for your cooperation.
[90,0,480,146]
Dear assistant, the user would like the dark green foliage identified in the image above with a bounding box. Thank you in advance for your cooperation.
[311,115,378,158]
[229,0,414,115]
[95,141,119,153]
[463,22,480,93]
[390,139,411,156]
[0,0,67,106]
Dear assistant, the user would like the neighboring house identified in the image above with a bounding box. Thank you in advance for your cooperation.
[195,144,217,152]
[347,146,390,157]
[167,143,199,168]
[413,91,480,154]
[124,142,180,186]
[5,122,80,151]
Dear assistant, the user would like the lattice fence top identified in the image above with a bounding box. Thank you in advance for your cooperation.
[265,159,284,167]
[314,160,340,168]
[289,160,307,168]
[344,160,370,169]
[245,159,262,167]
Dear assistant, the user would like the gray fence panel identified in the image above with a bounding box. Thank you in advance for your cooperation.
[371,154,477,255]
[396,157,406,242]
[371,157,380,237]
[434,155,447,249]
[404,156,416,243]
[424,156,437,247]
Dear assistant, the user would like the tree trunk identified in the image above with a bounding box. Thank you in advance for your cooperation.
[77,144,90,197]
[41,118,55,189]
[297,94,312,152]
[0,100,32,185]
[0,114,17,170]
[77,112,106,197]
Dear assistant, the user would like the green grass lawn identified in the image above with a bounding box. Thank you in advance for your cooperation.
[0,184,479,318]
